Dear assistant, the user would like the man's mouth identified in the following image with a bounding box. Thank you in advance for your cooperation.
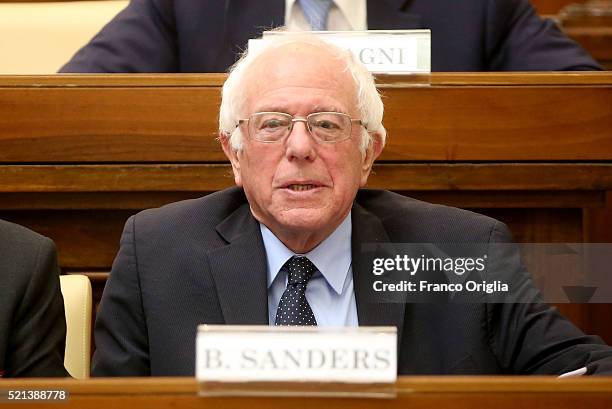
[287,184,318,191]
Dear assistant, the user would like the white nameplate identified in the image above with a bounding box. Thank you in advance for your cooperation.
[249,30,431,74]
[196,325,397,383]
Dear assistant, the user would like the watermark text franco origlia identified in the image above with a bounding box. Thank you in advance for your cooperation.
[371,254,509,294]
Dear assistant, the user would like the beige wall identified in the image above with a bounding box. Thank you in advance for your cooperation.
[0,1,128,74]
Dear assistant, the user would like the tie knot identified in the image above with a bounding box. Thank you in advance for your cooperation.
[285,256,317,285]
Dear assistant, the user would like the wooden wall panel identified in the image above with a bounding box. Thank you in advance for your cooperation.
[531,0,587,15]
[1,74,611,163]
[585,191,612,243]
[0,210,129,270]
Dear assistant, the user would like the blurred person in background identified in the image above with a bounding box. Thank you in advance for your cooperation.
[60,0,601,73]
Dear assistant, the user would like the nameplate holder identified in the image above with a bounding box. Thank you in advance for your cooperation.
[249,30,431,74]
[196,325,397,397]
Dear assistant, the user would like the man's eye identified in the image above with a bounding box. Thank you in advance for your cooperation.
[260,119,286,129]
[313,120,341,130]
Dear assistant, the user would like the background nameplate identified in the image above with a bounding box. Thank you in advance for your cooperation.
[249,30,431,74]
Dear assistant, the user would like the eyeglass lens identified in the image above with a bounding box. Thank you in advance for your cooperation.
[249,112,351,142]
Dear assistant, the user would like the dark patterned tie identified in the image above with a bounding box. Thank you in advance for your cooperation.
[298,0,334,31]
[274,256,318,326]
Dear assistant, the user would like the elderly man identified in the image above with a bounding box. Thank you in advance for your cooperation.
[92,34,612,376]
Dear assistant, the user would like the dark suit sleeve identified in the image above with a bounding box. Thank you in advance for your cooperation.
[486,222,612,375]
[485,0,601,70]
[92,215,151,376]
[59,0,178,73]
[6,236,68,377]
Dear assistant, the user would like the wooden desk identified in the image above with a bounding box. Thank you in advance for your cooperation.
[1,377,612,409]
[0,73,611,342]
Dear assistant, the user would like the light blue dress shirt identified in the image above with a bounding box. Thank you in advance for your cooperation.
[261,212,358,326]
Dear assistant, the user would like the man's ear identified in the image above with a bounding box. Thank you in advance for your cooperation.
[360,132,384,187]
[219,132,242,186]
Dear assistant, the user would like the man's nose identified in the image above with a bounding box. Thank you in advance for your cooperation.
[285,120,317,162]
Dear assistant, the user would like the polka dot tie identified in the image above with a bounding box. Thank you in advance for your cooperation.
[274,256,318,326]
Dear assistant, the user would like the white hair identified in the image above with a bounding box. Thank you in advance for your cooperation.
[218,33,386,153]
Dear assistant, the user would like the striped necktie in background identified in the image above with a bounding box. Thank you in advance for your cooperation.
[298,0,334,31]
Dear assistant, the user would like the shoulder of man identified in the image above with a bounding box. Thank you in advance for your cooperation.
[127,186,248,237]
[355,189,504,243]
[0,220,56,269]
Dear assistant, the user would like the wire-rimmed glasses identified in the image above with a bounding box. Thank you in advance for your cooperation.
[236,112,367,143]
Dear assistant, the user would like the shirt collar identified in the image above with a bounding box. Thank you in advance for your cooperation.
[333,0,364,30]
[261,211,352,295]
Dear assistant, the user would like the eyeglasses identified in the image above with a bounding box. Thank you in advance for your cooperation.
[236,112,367,143]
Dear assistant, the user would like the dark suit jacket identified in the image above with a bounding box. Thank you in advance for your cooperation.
[60,0,600,73]
[92,187,612,376]
[0,220,68,377]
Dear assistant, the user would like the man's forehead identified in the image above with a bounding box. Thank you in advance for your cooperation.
[242,41,358,110]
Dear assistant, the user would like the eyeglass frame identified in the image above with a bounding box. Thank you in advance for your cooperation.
[235,111,368,143]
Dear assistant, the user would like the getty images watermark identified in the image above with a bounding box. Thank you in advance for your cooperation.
[357,243,612,304]
[371,253,508,294]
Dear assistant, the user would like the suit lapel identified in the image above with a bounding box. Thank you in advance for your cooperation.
[367,0,422,30]
[351,201,407,342]
[207,204,269,325]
